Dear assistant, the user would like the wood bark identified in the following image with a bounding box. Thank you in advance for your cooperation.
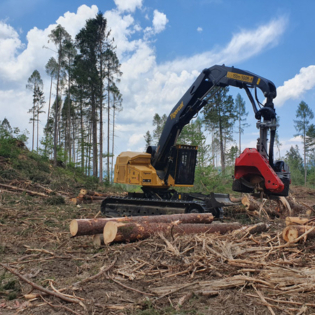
[103,221,242,244]
[232,222,269,238]
[80,189,106,196]
[241,195,262,211]
[70,213,214,237]
[282,225,315,242]
[286,196,308,213]
[285,217,310,226]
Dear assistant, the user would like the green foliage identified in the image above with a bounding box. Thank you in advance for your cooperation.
[152,113,167,145]
[144,130,153,148]
[193,165,233,194]
[285,145,304,185]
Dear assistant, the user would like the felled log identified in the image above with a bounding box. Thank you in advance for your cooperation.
[286,195,308,213]
[77,194,105,201]
[103,221,242,244]
[285,217,310,226]
[282,225,315,242]
[0,183,48,197]
[232,222,269,238]
[241,195,262,211]
[80,189,107,197]
[70,213,214,237]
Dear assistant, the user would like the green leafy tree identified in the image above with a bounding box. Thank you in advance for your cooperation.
[294,101,314,185]
[285,145,304,185]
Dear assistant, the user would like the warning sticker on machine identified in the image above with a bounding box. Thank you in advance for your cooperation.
[226,72,254,83]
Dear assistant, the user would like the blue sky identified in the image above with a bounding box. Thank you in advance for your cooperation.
[0,0,314,160]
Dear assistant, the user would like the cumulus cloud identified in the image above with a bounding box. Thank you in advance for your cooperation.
[0,5,98,82]
[152,10,168,33]
[275,65,315,107]
[0,5,289,154]
[144,10,169,39]
[197,27,203,32]
[158,17,287,75]
[114,0,142,13]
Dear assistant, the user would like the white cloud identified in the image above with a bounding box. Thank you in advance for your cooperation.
[275,65,315,107]
[114,0,142,13]
[158,17,287,74]
[152,10,168,34]
[0,6,289,156]
[197,27,203,32]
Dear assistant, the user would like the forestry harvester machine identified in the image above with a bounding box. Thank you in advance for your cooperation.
[101,65,290,218]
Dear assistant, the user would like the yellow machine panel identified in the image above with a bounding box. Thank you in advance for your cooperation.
[114,151,166,188]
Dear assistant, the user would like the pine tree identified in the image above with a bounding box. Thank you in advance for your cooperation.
[294,101,314,185]
[235,93,249,155]
[26,70,44,151]
[48,24,71,166]
[203,87,236,174]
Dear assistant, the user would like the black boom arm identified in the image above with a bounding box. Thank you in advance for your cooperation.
[148,64,277,179]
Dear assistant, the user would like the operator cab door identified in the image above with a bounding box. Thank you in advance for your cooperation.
[172,145,197,185]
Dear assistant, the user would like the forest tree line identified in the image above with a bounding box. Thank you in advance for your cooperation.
[26,12,122,183]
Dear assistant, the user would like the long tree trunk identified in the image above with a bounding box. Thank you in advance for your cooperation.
[70,213,214,237]
[99,58,103,183]
[91,91,98,177]
[111,105,115,183]
[54,45,61,166]
[67,59,71,164]
[107,75,110,184]
[104,221,242,244]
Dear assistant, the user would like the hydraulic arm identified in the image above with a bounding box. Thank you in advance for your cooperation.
[102,64,290,219]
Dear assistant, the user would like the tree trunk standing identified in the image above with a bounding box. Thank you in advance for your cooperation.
[80,95,84,171]
[54,43,62,166]
[304,126,307,186]
[91,91,98,177]
[32,105,35,151]
[36,108,39,152]
[67,58,71,164]
[99,57,104,183]
[107,74,110,183]
[47,77,52,123]
[239,105,241,155]
[218,105,225,175]
[111,104,115,183]
[72,115,76,164]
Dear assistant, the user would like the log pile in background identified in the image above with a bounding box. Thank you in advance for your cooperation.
[70,189,127,205]
[282,216,315,243]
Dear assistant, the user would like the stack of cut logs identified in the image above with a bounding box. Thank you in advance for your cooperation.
[282,216,315,242]
[70,189,127,205]
[69,213,269,247]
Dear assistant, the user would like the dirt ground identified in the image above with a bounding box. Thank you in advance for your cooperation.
[1,186,315,315]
